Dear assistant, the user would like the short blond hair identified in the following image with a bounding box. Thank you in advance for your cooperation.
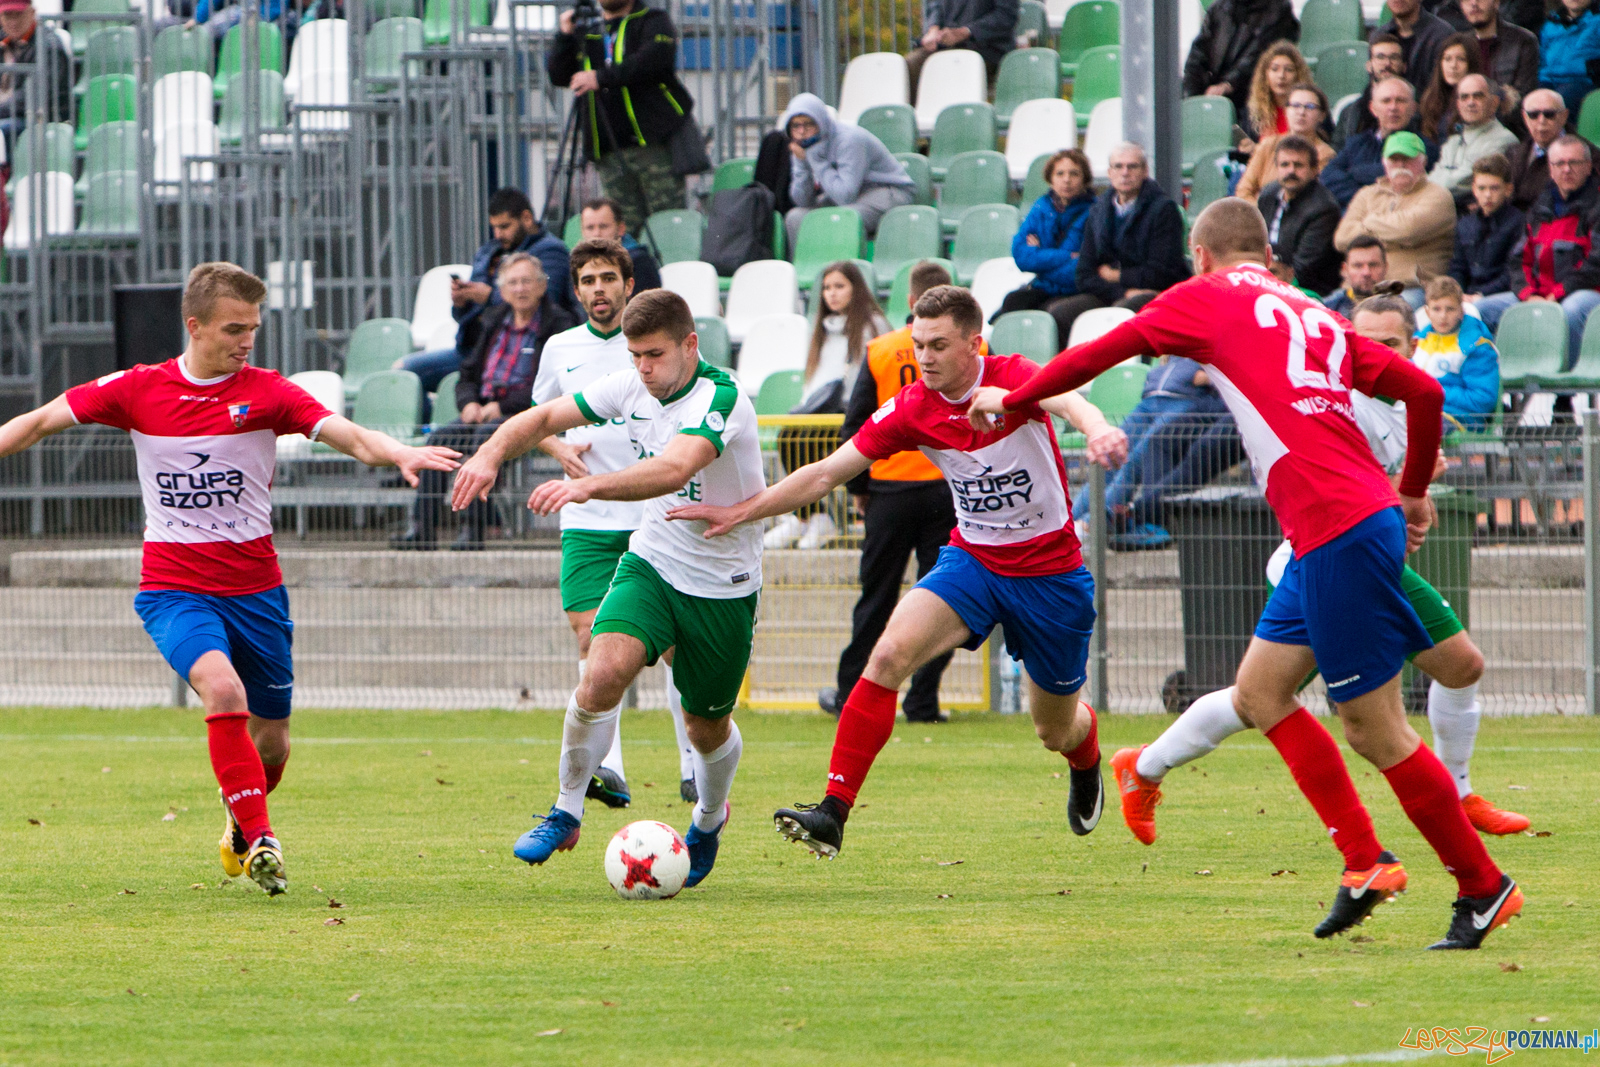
[1424,275,1463,303]
[1190,198,1269,261]
[182,262,267,323]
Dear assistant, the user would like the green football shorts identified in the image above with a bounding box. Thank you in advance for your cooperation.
[1296,565,1464,692]
[559,529,635,613]
[591,552,758,719]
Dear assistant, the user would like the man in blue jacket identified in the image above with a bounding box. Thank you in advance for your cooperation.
[1321,77,1439,207]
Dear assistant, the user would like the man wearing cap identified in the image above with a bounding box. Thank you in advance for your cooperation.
[0,0,71,147]
[1335,131,1457,306]
[1321,76,1439,208]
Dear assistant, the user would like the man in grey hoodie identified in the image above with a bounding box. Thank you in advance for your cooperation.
[781,94,916,256]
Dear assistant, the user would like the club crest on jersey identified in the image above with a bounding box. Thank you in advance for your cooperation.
[227,403,250,427]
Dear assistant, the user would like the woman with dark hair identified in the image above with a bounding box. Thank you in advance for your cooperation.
[1235,82,1336,199]
[995,148,1096,322]
[1420,32,1484,139]
[1241,41,1315,147]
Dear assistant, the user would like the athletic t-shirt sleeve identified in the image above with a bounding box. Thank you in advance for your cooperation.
[849,393,918,460]
[269,375,336,438]
[679,375,740,454]
[530,343,562,406]
[572,369,629,424]
[1124,284,1215,362]
[64,369,138,430]
[1001,319,1156,410]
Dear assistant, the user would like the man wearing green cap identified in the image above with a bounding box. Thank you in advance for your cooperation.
[1335,129,1456,307]
[1322,76,1438,207]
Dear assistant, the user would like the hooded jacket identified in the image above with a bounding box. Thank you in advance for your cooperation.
[1181,0,1300,115]
[1074,178,1191,303]
[1011,189,1095,296]
[1518,172,1600,299]
[1413,314,1501,426]
[1538,6,1600,84]
[1449,201,1526,296]
[780,94,914,210]
[546,3,694,161]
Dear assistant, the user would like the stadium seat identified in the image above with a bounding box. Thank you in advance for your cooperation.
[1187,148,1231,221]
[284,19,351,130]
[660,260,721,318]
[278,371,346,457]
[938,150,1009,232]
[65,0,128,57]
[219,70,288,144]
[1081,97,1122,176]
[793,207,865,290]
[871,205,942,288]
[75,26,137,98]
[343,317,416,400]
[1494,301,1568,388]
[1043,0,1073,28]
[1015,0,1050,47]
[838,52,910,124]
[215,21,284,101]
[492,0,557,32]
[969,257,1034,328]
[151,24,211,80]
[989,309,1059,361]
[1313,42,1369,103]
[1070,45,1119,128]
[1331,92,1361,125]
[885,257,954,321]
[152,120,220,191]
[711,157,755,192]
[411,263,469,347]
[895,152,934,206]
[734,312,809,394]
[2,172,75,250]
[1086,361,1149,424]
[753,369,806,414]
[993,48,1060,128]
[951,206,1020,285]
[153,71,216,133]
[78,170,140,237]
[725,260,799,342]
[642,208,705,264]
[431,371,460,427]
[5,122,74,198]
[1020,152,1053,204]
[1067,306,1136,347]
[365,17,425,89]
[1580,91,1600,145]
[857,103,917,155]
[76,119,137,195]
[351,370,424,440]
[371,0,419,19]
[562,213,582,249]
[1004,98,1076,180]
[76,73,137,151]
[1298,0,1363,59]
[1181,95,1234,177]
[914,48,987,134]
[423,0,491,45]
[694,316,733,368]
[1057,0,1118,77]
[927,102,997,180]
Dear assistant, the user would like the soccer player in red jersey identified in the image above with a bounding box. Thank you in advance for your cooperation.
[666,286,1128,857]
[0,263,461,895]
[970,200,1522,950]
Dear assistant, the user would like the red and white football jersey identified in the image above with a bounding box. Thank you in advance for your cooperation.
[1128,263,1403,555]
[851,353,1082,576]
[66,358,334,595]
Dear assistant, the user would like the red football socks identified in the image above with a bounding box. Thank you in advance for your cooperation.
[263,755,287,794]
[207,712,272,842]
[824,678,899,806]
[1266,708,1383,872]
[1063,701,1100,769]
[1383,744,1503,898]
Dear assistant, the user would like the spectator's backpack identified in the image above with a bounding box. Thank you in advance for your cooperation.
[702,184,776,277]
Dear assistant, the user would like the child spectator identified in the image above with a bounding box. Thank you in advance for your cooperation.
[1449,154,1525,301]
[1415,275,1503,426]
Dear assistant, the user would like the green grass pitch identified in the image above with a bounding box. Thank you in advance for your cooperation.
[1,707,1595,1066]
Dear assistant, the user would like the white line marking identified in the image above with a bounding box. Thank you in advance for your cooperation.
[1170,1049,1447,1067]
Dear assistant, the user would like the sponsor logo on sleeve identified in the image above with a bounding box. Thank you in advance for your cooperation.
[97,371,126,386]
[705,410,725,433]
[871,396,896,422]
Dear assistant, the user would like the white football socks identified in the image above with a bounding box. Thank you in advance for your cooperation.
[666,675,696,781]
[690,722,742,832]
[554,691,618,819]
[1427,680,1481,799]
[1136,687,1249,783]
[581,658,628,780]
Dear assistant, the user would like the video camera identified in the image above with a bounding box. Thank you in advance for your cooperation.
[569,0,604,36]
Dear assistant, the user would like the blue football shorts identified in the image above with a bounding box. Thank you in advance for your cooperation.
[133,585,296,719]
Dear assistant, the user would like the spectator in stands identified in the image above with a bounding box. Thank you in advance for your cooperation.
[579,196,661,293]
[188,0,295,46]
[1181,0,1300,121]
[1239,42,1315,149]
[1459,0,1540,102]
[1538,0,1600,111]
[904,0,1018,97]
[394,187,577,394]
[1323,234,1396,315]
[1335,131,1457,303]
[547,0,697,232]
[1430,72,1520,193]
[1506,89,1592,209]
[1450,153,1526,300]
[1045,143,1190,343]
[1476,134,1600,356]
[1415,275,1503,426]
[779,93,914,256]
[823,261,966,721]
[395,253,577,550]
[1237,82,1335,200]
[1332,35,1406,151]
[1380,0,1457,95]
[994,148,1096,323]
[1322,76,1439,207]
[1419,33,1486,141]
[1258,134,1343,295]
[0,0,71,145]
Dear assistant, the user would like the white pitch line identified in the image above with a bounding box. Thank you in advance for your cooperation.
[1170,1049,1447,1067]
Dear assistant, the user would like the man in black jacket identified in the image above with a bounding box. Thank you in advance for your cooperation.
[1459,0,1539,101]
[1258,135,1343,295]
[1331,35,1406,151]
[905,0,1018,98]
[547,0,695,232]
[579,196,662,293]
[0,0,71,146]
[1379,0,1455,95]
[1451,153,1525,301]
[1181,0,1299,119]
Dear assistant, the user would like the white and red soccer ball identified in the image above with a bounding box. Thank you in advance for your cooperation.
[604,820,690,900]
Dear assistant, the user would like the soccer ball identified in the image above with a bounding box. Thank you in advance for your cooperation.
[604,820,690,900]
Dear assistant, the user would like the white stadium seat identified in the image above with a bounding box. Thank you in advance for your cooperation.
[837,52,909,124]
[1004,98,1076,180]
[152,120,219,191]
[1067,306,1135,348]
[1082,97,1122,178]
[412,263,470,348]
[152,71,215,132]
[3,172,75,250]
[278,371,346,458]
[284,19,350,131]
[969,258,1035,337]
[659,260,722,320]
[733,313,809,396]
[724,260,799,343]
[1044,0,1075,29]
[493,0,558,32]
[914,49,986,134]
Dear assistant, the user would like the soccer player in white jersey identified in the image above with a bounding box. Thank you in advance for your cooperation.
[667,285,1129,859]
[1111,294,1530,844]
[451,289,764,887]
[532,239,699,809]
[0,263,460,895]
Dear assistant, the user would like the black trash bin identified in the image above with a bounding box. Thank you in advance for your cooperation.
[1161,486,1282,713]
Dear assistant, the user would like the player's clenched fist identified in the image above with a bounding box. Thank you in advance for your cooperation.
[665,503,743,538]
[965,385,1010,431]
[1085,426,1128,469]
[527,477,592,515]
[393,445,461,487]
[1400,493,1436,554]
[450,453,499,511]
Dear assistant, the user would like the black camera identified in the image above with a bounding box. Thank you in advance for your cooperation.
[570,0,604,36]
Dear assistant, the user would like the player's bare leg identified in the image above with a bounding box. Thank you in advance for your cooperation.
[1412,633,1528,834]
[191,651,285,895]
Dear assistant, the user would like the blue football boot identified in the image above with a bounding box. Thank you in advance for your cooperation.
[513,806,581,865]
[683,803,730,888]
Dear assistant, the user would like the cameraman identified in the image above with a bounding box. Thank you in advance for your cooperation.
[547,0,695,232]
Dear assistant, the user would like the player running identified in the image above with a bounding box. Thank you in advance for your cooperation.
[971,200,1521,950]
[0,263,460,895]
[451,290,763,888]
[667,285,1129,859]
[1111,294,1529,852]
[532,239,700,808]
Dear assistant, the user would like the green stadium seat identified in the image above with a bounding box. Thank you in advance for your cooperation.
[994,48,1061,128]
[1186,148,1231,221]
[1493,301,1567,390]
[1020,152,1052,205]
[76,74,137,151]
[66,0,130,56]
[77,170,140,237]
[75,26,138,98]
[431,370,460,427]
[215,21,284,101]
[754,369,805,415]
[1015,0,1050,47]
[219,70,288,145]
[712,157,755,192]
[1086,362,1149,424]
[365,17,425,88]
[1552,316,1600,389]
[857,103,917,155]
[871,204,942,288]
[351,370,424,441]
[1313,42,1369,103]
[1181,95,1235,177]
[344,317,416,400]
[1071,45,1120,128]
[885,257,954,321]
[950,204,1019,284]
[793,207,865,290]
[895,152,934,206]
[694,316,733,368]
[6,122,74,198]
[1057,0,1118,78]
[927,102,997,179]
[938,150,1008,232]
[151,25,213,81]
[563,214,582,249]
[989,310,1060,362]
[1580,91,1600,146]
[371,0,419,18]
[423,0,491,44]
[1299,0,1363,59]
[76,120,138,195]
[643,209,704,264]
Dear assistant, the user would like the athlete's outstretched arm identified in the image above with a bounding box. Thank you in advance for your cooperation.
[1041,390,1129,469]
[0,395,78,458]
[315,416,462,486]
[969,321,1155,426]
[524,432,720,514]
[450,397,593,509]
[666,442,873,537]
